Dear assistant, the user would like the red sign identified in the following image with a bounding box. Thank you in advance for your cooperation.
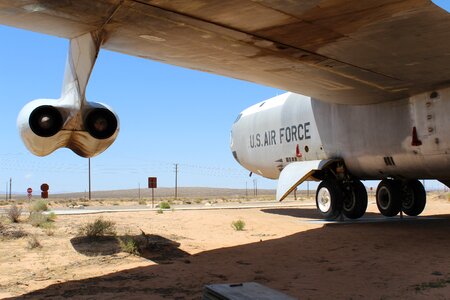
[40,184,49,192]
[148,177,157,189]
[27,187,32,194]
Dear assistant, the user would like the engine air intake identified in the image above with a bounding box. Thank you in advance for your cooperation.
[85,108,118,140]
[29,105,63,137]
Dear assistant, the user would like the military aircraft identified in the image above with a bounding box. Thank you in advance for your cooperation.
[1,1,449,219]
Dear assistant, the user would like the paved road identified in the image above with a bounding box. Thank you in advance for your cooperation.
[0,201,313,216]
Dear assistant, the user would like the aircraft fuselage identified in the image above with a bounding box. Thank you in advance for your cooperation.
[231,88,450,183]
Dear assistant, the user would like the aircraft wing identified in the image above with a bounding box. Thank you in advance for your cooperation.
[1,0,450,104]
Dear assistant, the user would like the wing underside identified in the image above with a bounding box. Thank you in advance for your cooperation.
[1,0,450,104]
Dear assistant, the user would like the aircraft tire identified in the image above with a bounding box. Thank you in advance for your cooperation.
[376,179,402,217]
[316,179,343,220]
[402,180,426,216]
[343,180,368,219]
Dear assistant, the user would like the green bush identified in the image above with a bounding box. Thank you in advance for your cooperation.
[78,218,116,237]
[118,236,139,255]
[6,204,22,223]
[159,202,171,209]
[28,212,55,228]
[231,219,246,231]
[30,200,48,212]
[47,212,57,222]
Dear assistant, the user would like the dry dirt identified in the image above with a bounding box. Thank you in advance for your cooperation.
[1,193,450,299]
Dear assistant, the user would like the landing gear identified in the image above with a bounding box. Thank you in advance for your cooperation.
[402,180,426,216]
[315,177,368,220]
[376,179,402,217]
[342,180,368,219]
[375,179,426,217]
[316,180,343,220]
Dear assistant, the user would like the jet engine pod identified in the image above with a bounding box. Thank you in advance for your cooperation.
[29,105,64,137]
[64,102,120,158]
[17,99,69,157]
[84,107,118,140]
[18,99,120,158]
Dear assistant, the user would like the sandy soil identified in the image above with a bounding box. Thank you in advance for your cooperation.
[1,193,450,299]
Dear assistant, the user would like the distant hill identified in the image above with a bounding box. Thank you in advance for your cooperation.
[50,187,276,199]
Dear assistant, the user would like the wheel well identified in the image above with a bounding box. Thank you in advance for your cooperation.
[312,160,349,182]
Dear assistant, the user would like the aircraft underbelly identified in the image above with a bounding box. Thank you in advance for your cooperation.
[314,87,450,180]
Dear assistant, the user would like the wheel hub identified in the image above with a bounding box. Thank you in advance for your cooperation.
[317,187,331,212]
[378,186,391,210]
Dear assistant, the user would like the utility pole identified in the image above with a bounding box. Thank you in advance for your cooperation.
[9,178,12,200]
[88,158,91,200]
[5,182,7,201]
[174,163,178,199]
[138,183,141,200]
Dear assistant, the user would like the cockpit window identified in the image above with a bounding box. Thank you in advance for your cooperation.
[234,113,242,124]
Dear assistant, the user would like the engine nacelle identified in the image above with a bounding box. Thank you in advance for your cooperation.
[17,99,119,158]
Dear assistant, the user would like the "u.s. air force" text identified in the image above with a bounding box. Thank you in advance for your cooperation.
[250,122,311,148]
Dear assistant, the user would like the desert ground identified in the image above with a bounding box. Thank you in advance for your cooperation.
[0,191,450,299]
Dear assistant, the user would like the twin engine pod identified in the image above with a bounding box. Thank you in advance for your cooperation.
[17,99,119,158]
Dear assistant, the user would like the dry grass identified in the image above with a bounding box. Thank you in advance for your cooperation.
[28,212,56,228]
[78,218,116,237]
[26,235,41,249]
[6,204,22,223]
[29,200,48,212]
[231,219,246,231]
[118,235,140,255]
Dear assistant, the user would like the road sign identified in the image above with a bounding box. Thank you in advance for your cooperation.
[148,177,157,188]
[148,177,157,208]
[27,187,32,194]
[40,184,49,192]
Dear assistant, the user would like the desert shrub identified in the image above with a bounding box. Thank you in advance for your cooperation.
[47,212,57,222]
[156,209,163,214]
[159,201,171,209]
[118,235,140,255]
[0,223,27,239]
[6,204,22,223]
[26,235,41,249]
[28,212,55,228]
[231,219,246,231]
[78,218,116,237]
[30,200,48,212]
[43,226,55,236]
[138,199,147,205]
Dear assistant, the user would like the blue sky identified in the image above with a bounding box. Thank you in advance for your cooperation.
[1,1,449,194]
[0,26,283,193]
